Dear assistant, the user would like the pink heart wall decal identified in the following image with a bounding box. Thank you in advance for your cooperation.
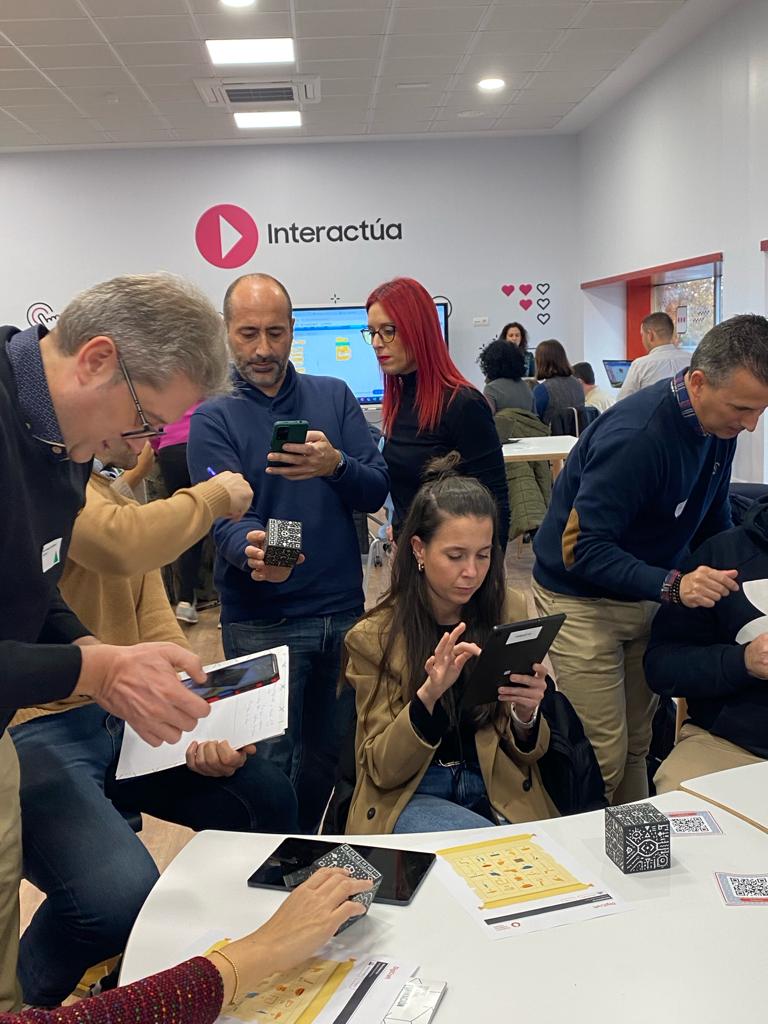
[501,284,515,296]
[519,283,533,295]
[520,298,533,311]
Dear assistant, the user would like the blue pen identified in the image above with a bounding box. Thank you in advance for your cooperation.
[206,466,216,477]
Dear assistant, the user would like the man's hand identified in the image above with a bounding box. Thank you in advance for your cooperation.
[679,566,739,608]
[214,471,253,521]
[265,430,341,480]
[245,528,305,583]
[75,642,210,746]
[186,740,256,777]
[744,634,768,679]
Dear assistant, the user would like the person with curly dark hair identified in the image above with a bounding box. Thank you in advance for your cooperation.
[498,322,536,377]
[478,339,533,414]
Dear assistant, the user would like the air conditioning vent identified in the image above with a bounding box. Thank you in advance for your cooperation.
[194,78,321,109]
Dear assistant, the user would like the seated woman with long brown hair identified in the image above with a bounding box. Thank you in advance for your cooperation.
[343,455,557,835]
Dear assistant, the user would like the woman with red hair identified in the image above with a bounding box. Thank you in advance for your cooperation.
[365,277,509,547]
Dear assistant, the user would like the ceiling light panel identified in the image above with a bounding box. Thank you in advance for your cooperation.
[206,38,295,65]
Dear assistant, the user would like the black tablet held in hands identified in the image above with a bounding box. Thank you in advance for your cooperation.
[247,837,435,907]
[462,613,566,708]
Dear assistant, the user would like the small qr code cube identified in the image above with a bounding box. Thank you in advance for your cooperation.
[312,845,382,933]
[605,802,671,874]
[264,518,302,567]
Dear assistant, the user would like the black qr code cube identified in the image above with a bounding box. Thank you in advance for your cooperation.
[311,844,382,933]
[264,518,302,567]
[605,802,671,874]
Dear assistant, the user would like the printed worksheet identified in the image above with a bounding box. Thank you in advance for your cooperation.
[115,647,288,779]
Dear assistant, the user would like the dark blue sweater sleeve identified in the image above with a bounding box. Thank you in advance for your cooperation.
[562,429,670,600]
[533,383,549,420]
[187,408,259,573]
[327,385,389,512]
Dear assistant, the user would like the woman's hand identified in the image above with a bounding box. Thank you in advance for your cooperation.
[497,662,547,724]
[185,740,257,777]
[208,868,373,1004]
[417,623,481,714]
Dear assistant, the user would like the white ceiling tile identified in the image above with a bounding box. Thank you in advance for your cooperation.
[522,70,609,100]
[36,121,112,143]
[389,8,484,35]
[113,41,208,66]
[300,36,381,61]
[376,74,454,93]
[456,53,544,77]
[3,106,84,125]
[105,127,177,142]
[194,12,293,39]
[472,30,564,55]
[190,0,290,13]
[577,3,685,31]
[94,16,199,45]
[321,78,375,97]
[0,46,37,69]
[19,44,120,68]
[294,0,387,10]
[0,0,83,18]
[543,49,626,72]
[296,11,389,38]
[0,88,79,108]
[372,92,444,114]
[46,66,136,88]
[556,27,651,53]
[127,63,213,85]
[494,113,562,130]
[299,59,375,79]
[385,33,474,60]
[141,81,205,104]
[451,72,531,92]
[431,115,499,130]
[0,68,49,88]
[1,19,103,46]
[484,5,584,32]
[82,0,189,15]
[379,56,462,77]
[394,0,490,8]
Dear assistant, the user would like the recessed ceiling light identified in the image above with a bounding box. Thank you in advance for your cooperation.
[220,0,256,7]
[234,110,302,129]
[478,78,505,92]
[206,38,295,65]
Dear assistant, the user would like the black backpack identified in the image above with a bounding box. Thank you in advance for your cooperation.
[537,677,607,815]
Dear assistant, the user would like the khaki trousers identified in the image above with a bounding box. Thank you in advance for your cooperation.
[0,730,21,1012]
[655,722,763,794]
[532,580,658,804]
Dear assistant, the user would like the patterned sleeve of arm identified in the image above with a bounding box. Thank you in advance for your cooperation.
[3,958,224,1024]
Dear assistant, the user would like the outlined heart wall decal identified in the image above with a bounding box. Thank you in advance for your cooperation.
[537,312,551,325]
[520,298,533,311]
[536,283,550,294]
[537,298,550,310]
[519,283,533,295]
[501,284,515,296]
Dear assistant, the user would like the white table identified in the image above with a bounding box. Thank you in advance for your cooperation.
[122,792,765,1022]
[681,761,768,833]
[502,435,578,463]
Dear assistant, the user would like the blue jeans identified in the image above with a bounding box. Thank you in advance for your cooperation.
[223,608,361,832]
[393,764,498,834]
[11,704,297,1007]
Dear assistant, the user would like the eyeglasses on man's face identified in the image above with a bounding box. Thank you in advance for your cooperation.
[118,355,165,439]
[361,325,397,346]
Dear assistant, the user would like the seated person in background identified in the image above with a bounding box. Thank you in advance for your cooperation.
[478,339,534,414]
[532,340,584,427]
[1,868,370,1024]
[618,312,689,399]
[343,455,556,835]
[367,276,510,547]
[645,495,768,792]
[572,361,615,413]
[498,321,536,377]
[10,441,298,1010]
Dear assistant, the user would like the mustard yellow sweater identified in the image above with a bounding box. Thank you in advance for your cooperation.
[11,472,230,726]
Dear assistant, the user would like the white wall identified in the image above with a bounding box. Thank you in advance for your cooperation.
[0,136,579,388]
[578,0,768,480]
[581,284,627,391]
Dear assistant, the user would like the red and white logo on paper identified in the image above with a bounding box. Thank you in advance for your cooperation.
[195,204,259,269]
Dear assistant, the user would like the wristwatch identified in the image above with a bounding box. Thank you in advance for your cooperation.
[331,450,347,479]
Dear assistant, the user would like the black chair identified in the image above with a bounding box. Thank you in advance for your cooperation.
[548,405,599,437]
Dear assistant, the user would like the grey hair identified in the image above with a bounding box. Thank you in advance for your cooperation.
[690,314,768,387]
[55,273,231,396]
[222,273,293,324]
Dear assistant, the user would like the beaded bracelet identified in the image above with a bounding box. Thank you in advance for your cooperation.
[209,947,242,1007]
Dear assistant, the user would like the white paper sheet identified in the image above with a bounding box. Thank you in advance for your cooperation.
[115,647,289,780]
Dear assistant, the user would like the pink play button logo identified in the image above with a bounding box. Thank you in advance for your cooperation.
[195,204,259,269]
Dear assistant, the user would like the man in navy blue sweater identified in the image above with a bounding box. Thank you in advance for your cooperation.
[188,274,389,830]
[532,315,768,803]
[646,496,768,792]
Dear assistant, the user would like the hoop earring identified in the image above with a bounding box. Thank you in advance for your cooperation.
[417,561,424,573]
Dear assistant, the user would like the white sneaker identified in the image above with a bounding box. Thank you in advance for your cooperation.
[175,601,198,624]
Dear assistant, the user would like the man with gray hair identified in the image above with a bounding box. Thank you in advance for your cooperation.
[0,272,235,1009]
[532,314,768,805]
[618,311,690,398]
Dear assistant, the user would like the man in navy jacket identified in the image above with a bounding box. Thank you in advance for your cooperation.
[532,315,768,804]
[189,274,389,830]
[646,496,768,791]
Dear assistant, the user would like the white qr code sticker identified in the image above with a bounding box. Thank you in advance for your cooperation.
[715,873,768,906]
[666,810,722,836]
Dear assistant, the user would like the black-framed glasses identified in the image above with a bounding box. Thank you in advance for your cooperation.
[361,325,397,346]
[118,355,165,439]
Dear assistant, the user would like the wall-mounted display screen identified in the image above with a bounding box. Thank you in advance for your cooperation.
[291,302,449,406]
